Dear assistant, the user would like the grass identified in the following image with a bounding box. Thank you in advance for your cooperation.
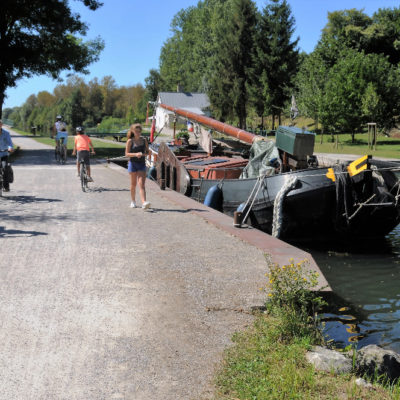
[214,313,400,400]
[12,129,127,159]
[313,133,400,159]
[285,116,400,159]
[248,115,400,159]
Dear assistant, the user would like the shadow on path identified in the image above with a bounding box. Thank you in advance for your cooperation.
[1,195,62,204]
[13,148,55,166]
[0,209,76,224]
[0,225,47,238]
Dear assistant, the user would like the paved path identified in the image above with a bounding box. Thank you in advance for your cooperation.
[1,131,271,400]
[315,152,400,164]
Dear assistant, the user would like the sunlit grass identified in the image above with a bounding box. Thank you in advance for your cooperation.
[12,129,127,159]
[214,313,400,400]
[313,133,400,159]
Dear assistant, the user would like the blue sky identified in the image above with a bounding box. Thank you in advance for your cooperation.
[4,0,400,109]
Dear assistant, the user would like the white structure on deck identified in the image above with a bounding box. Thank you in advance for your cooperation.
[155,91,210,131]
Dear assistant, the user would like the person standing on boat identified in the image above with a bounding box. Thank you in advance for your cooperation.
[125,123,150,209]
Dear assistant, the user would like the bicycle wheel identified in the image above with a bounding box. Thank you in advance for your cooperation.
[55,146,60,162]
[61,145,67,164]
[80,163,87,192]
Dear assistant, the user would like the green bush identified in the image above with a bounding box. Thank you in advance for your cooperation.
[91,117,128,132]
[176,129,190,140]
[263,258,327,341]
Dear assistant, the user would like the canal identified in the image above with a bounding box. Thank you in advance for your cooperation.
[305,224,400,353]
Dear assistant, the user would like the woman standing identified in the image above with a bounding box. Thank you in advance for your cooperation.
[125,123,150,209]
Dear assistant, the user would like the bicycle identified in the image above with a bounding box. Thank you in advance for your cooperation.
[0,149,11,197]
[79,160,89,192]
[55,139,67,164]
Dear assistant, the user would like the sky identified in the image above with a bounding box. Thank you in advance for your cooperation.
[4,0,400,109]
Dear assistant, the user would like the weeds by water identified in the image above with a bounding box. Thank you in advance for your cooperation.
[213,258,400,399]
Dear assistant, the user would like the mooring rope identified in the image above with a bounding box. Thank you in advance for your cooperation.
[241,176,262,214]
[241,175,265,225]
[347,194,377,221]
[271,175,298,238]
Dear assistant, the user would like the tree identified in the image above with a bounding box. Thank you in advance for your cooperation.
[372,7,400,64]
[37,91,56,108]
[361,82,381,125]
[65,88,86,129]
[319,49,400,137]
[251,0,299,129]
[316,8,400,66]
[159,1,225,92]
[296,52,328,131]
[19,94,38,131]
[144,69,163,103]
[85,78,104,125]
[0,0,105,116]
[207,0,257,128]
[100,76,118,116]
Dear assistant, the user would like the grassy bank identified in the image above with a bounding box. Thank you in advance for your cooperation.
[214,314,400,399]
[313,133,400,159]
[213,260,400,400]
[12,129,126,159]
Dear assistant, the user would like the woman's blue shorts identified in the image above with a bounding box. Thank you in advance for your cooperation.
[56,131,68,146]
[128,161,146,173]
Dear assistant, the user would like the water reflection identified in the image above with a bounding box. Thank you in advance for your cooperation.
[306,225,400,352]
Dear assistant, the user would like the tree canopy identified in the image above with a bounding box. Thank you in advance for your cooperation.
[6,74,147,135]
[250,0,299,128]
[297,7,400,134]
[8,2,400,135]
[0,0,105,116]
[207,0,257,127]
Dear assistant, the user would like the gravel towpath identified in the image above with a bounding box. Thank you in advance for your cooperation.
[0,131,268,400]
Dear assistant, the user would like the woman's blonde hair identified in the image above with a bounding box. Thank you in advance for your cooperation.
[127,123,142,139]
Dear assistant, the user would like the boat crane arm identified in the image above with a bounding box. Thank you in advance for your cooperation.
[158,102,260,145]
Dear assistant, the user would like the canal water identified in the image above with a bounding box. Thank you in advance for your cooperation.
[305,224,400,353]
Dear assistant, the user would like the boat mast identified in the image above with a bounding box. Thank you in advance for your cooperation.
[158,103,259,145]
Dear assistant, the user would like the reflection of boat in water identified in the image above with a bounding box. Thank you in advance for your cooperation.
[150,103,400,243]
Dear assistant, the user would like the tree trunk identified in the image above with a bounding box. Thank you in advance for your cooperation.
[0,91,4,118]
[271,114,275,130]
[278,113,281,126]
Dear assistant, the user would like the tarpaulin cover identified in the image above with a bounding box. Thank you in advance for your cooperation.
[240,139,279,179]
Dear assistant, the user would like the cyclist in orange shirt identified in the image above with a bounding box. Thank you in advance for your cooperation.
[72,126,95,181]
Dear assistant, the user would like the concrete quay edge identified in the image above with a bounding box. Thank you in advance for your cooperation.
[105,160,331,292]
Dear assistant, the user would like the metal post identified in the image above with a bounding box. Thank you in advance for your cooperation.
[368,123,377,150]
[173,113,177,140]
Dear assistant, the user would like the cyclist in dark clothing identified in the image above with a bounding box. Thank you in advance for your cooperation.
[0,120,14,192]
